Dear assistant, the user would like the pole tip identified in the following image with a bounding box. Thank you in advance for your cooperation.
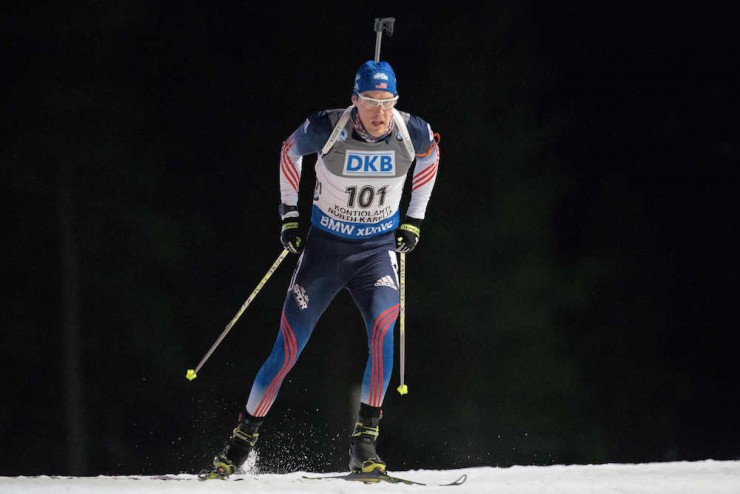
[397,384,408,395]
[186,369,197,381]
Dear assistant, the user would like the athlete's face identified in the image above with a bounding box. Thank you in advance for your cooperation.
[352,90,396,138]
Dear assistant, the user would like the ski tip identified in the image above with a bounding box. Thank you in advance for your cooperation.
[450,474,468,485]
[185,369,197,381]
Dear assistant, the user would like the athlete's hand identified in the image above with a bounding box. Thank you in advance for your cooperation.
[280,218,304,254]
[395,217,422,253]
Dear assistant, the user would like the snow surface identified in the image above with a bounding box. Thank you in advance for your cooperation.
[2,461,739,494]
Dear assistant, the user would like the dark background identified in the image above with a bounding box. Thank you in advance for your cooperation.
[3,1,739,476]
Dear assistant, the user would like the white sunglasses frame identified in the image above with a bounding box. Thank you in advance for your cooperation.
[356,93,399,110]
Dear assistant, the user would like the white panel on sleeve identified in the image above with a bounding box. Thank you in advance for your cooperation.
[279,134,303,206]
[406,142,439,220]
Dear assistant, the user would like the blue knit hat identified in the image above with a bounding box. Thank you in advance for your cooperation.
[353,60,397,96]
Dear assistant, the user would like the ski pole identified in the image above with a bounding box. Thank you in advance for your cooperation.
[397,252,408,395]
[373,17,395,63]
[372,16,407,396]
[186,249,290,381]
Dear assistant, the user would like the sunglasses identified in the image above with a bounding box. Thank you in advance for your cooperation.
[356,94,399,110]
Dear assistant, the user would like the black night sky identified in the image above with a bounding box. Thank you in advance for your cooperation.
[3,1,739,476]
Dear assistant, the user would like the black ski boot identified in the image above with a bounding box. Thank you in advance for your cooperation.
[348,404,386,474]
[200,414,263,480]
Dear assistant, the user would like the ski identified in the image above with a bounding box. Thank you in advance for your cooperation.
[140,475,201,481]
[302,471,468,486]
[197,472,245,481]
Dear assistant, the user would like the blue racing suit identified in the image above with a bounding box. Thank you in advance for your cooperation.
[246,106,439,416]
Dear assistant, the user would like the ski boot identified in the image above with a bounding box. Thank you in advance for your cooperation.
[199,414,263,480]
[348,404,386,474]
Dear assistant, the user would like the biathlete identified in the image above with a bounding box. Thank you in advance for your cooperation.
[202,59,440,478]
